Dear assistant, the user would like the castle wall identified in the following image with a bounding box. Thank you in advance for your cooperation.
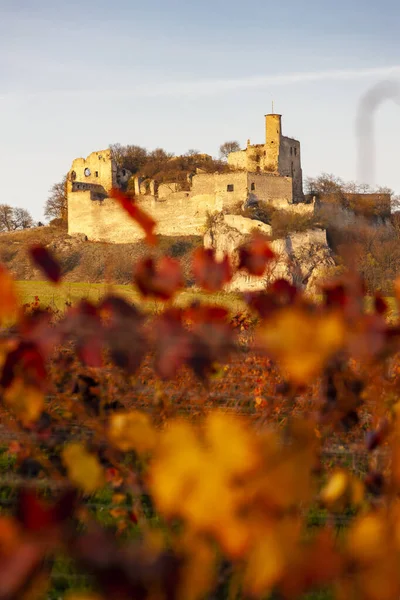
[68,149,116,194]
[279,136,303,202]
[191,172,248,209]
[158,182,180,199]
[227,149,247,170]
[68,172,251,243]
[68,168,298,244]
[247,173,293,205]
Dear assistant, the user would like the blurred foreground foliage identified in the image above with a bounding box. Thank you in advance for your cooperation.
[1,192,400,600]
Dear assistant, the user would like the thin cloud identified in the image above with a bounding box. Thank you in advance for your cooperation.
[2,65,400,100]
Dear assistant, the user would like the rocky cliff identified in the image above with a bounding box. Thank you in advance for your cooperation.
[204,214,335,293]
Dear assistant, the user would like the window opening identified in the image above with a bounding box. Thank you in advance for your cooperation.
[227,184,234,192]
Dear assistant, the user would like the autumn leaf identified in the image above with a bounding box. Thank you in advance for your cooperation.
[0,342,47,390]
[149,413,260,557]
[62,443,104,494]
[320,470,364,511]
[29,245,61,283]
[133,256,183,299]
[17,489,76,532]
[238,234,276,276]
[256,307,345,384]
[3,379,44,426]
[346,513,387,564]
[192,248,232,292]
[109,188,156,245]
[0,266,19,326]
[108,411,157,453]
[243,527,285,596]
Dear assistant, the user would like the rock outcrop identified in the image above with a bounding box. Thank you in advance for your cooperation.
[204,213,335,293]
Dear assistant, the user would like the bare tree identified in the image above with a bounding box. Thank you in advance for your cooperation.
[305,173,345,195]
[44,175,68,221]
[0,204,16,231]
[0,205,34,231]
[219,141,241,160]
[13,208,34,229]
[109,144,148,174]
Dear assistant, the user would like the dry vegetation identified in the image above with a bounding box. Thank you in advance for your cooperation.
[0,225,201,286]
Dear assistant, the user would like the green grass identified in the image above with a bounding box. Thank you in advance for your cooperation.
[15,281,248,314]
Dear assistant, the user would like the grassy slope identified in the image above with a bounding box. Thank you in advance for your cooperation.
[16,280,248,314]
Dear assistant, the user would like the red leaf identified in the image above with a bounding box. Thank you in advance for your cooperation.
[322,283,348,308]
[100,296,146,373]
[185,304,229,324]
[153,309,192,378]
[374,293,388,315]
[134,257,183,300]
[129,511,138,524]
[245,280,298,318]
[29,246,61,283]
[269,278,298,302]
[109,188,156,245]
[238,235,275,276]
[0,343,46,389]
[17,489,76,532]
[192,248,232,292]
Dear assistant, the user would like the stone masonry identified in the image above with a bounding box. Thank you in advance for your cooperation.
[67,113,305,243]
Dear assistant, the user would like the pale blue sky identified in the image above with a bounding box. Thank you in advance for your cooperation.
[1,0,400,219]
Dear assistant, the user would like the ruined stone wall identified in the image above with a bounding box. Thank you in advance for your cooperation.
[68,149,117,194]
[68,172,251,243]
[68,191,211,243]
[227,149,247,170]
[67,167,299,243]
[247,173,293,205]
[278,136,303,202]
[191,172,248,210]
[158,182,180,199]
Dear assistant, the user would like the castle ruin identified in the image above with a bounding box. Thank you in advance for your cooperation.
[67,113,308,243]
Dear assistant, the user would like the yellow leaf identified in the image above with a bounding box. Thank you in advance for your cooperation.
[3,379,44,425]
[320,470,349,509]
[347,514,387,563]
[205,411,259,476]
[257,308,345,384]
[0,266,19,326]
[244,527,284,596]
[178,535,216,600]
[108,410,156,453]
[321,470,364,511]
[62,443,104,494]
